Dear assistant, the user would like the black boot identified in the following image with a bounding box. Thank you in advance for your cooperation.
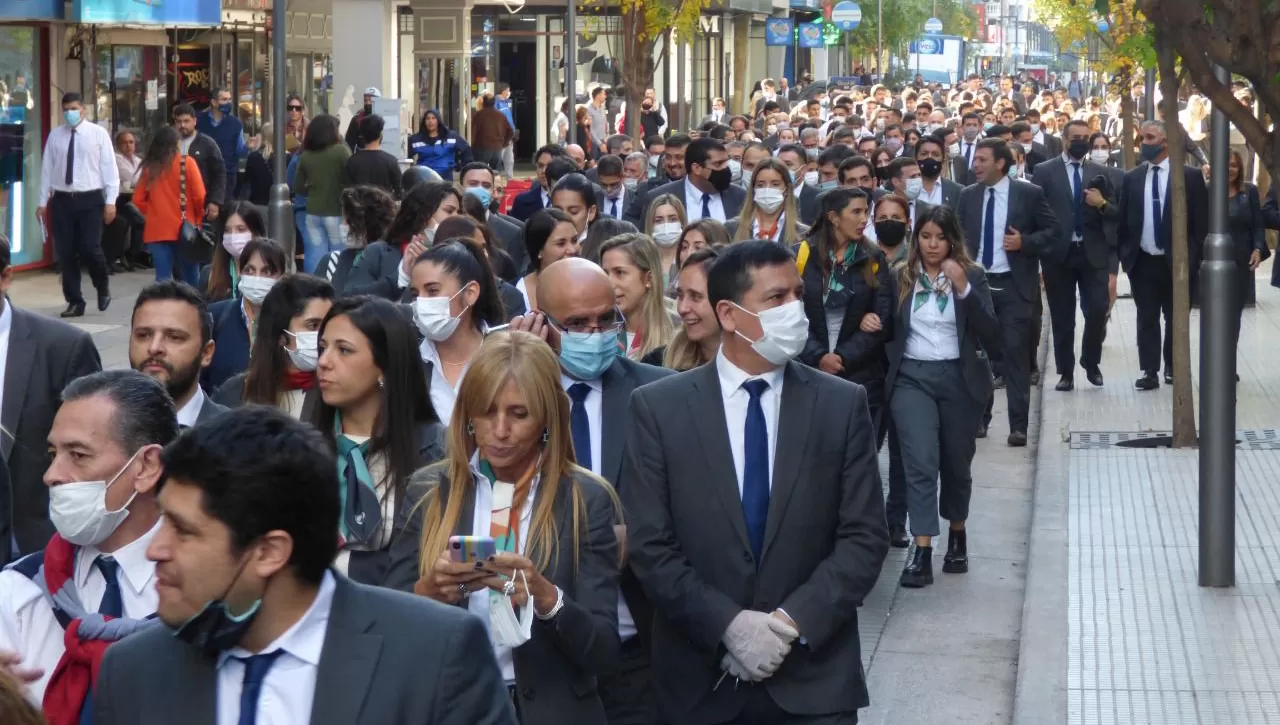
[900,545,933,588]
[943,529,968,574]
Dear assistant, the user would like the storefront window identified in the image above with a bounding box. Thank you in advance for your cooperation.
[94,45,168,148]
[286,52,333,116]
[0,26,44,266]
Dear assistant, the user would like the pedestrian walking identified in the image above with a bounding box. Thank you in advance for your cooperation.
[473,93,514,173]
[195,88,245,202]
[171,103,226,223]
[131,127,206,287]
[643,246,722,370]
[292,115,352,271]
[343,114,403,198]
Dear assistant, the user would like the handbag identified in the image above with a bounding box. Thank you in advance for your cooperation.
[177,154,215,265]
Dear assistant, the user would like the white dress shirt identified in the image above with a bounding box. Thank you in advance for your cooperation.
[515,276,532,312]
[0,301,10,423]
[419,338,476,426]
[903,268,971,361]
[176,386,208,428]
[216,570,336,725]
[919,179,944,207]
[0,520,161,704]
[1060,153,1085,242]
[750,214,786,242]
[684,177,727,222]
[116,153,142,194]
[1140,157,1171,256]
[978,176,1013,274]
[39,120,120,206]
[961,141,977,169]
[603,189,626,219]
[715,351,785,495]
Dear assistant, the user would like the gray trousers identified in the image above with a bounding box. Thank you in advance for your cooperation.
[890,359,981,538]
[502,142,515,178]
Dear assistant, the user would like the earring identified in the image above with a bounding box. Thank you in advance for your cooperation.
[377,378,385,389]
[466,421,475,436]
[541,428,550,444]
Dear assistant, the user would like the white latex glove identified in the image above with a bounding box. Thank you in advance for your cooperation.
[767,613,800,644]
[721,610,793,680]
[720,652,762,683]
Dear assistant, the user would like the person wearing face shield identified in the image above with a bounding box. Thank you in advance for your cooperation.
[0,370,177,715]
[212,274,336,419]
[89,405,515,725]
[508,258,671,725]
[620,240,888,724]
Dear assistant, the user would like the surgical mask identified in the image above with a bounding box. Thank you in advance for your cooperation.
[949,142,962,156]
[963,127,981,141]
[1030,123,1040,134]
[64,109,81,126]
[647,155,660,169]
[284,330,319,371]
[731,299,806,366]
[173,554,263,657]
[414,285,472,342]
[728,159,742,183]
[754,187,785,213]
[885,137,903,154]
[766,124,778,136]
[1139,143,1164,162]
[488,569,534,647]
[903,177,924,200]
[652,222,682,247]
[237,275,276,306]
[222,231,252,259]
[804,170,819,187]
[559,328,621,379]
[1020,142,1033,153]
[983,122,994,131]
[623,177,639,192]
[464,185,493,208]
[805,147,820,161]
[49,449,143,546]
[219,103,233,115]
[1090,149,1110,164]
[817,180,839,192]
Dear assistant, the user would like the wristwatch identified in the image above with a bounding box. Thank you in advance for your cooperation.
[535,586,565,620]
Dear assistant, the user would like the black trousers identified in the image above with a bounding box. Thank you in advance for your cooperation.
[49,190,110,305]
[475,148,505,172]
[1131,251,1174,375]
[599,638,659,725]
[712,686,857,725]
[1043,244,1109,375]
[983,273,1033,433]
[1030,280,1043,374]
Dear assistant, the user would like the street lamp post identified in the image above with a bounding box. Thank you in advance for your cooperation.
[565,0,577,147]
[268,0,295,269]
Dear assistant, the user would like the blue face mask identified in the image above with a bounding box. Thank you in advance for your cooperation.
[464,185,493,208]
[1139,143,1164,163]
[219,103,233,114]
[171,553,262,656]
[559,329,621,380]
[817,180,839,192]
[64,109,81,126]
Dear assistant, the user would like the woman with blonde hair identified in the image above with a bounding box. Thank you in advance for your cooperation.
[726,157,808,245]
[642,193,687,287]
[599,233,676,361]
[390,330,621,724]
[886,205,1002,589]
[641,247,722,370]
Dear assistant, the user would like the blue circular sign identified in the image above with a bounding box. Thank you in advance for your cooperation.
[917,37,942,54]
[1096,19,1110,33]
[924,17,943,33]
[831,1,862,31]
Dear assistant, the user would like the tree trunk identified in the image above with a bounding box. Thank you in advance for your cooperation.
[1157,32,1198,448]
[1119,70,1136,170]
[620,5,656,139]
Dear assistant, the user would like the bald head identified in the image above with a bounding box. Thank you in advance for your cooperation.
[537,258,615,325]
[564,144,587,169]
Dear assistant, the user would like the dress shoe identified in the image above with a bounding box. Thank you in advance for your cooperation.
[1163,372,1173,385]
[1134,374,1159,391]
[60,303,85,318]
[992,375,1006,390]
[1030,371,1041,387]
[900,545,933,588]
[1085,367,1104,387]
[888,524,909,548]
[98,292,111,312]
[1008,430,1028,447]
[942,529,968,574]
[976,422,988,439]
[1055,375,1074,392]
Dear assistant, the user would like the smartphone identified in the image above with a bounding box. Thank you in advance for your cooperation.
[449,535,497,563]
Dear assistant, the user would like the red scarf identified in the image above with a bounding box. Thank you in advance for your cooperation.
[40,535,118,725]
[285,370,316,391]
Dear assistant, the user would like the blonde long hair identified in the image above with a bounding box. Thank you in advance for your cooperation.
[733,158,799,243]
[644,194,687,236]
[416,331,620,576]
[599,233,676,360]
[663,246,721,371]
[897,204,980,309]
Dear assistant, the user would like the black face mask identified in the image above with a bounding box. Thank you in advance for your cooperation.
[918,158,943,179]
[874,219,908,247]
[172,550,264,657]
[875,166,892,182]
[1068,138,1090,160]
[708,167,733,192]
[363,103,373,115]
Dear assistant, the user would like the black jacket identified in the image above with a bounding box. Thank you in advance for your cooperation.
[319,241,403,300]
[185,132,227,207]
[798,241,893,388]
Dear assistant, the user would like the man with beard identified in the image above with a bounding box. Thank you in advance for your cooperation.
[129,281,229,427]
[171,104,226,219]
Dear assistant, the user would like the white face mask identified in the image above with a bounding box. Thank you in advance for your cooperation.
[803,170,820,187]
[49,449,143,547]
[728,159,742,183]
[754,187,785,214]
[1090,149,1110,164]
[284,330,320,372]
[414,286,472,342]
[732,299,807,366]
[222,231,252,260]
[903,177,924,201]
[1020,142,1033,153]
[623,177,639,192]
[1030,123,1040,134]
[423,225,438,244]
[652,222,682,247]
[949,142,962,157]
[237,275,276,306]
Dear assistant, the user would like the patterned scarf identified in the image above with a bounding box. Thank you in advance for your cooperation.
[480,458,538,612]
[334,415,383,548]
[827,244,858,295]
[913,268,953,312]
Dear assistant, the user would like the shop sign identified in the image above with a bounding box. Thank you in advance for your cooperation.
[764,18,793,46]
[797,21,823,48]
[0,0,65,20]
[73,0,221,26]
[698,15,721,35]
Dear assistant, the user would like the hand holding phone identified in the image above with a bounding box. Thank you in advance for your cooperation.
[449,535,498,563]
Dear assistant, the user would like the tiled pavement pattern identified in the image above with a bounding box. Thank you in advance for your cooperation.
[10,268,154,369]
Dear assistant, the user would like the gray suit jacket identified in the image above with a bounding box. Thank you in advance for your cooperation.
[93,574,517,725]
[1,305,102,564]
[956,178,1060,303]
[622,360,888,724]
[1030,156,1120,270]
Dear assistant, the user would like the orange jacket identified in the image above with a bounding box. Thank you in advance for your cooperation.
[133,155,206,244]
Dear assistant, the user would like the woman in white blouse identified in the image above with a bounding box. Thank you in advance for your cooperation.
[884,204,1002,590]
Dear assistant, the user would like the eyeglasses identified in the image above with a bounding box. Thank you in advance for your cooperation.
[542,308,625,335]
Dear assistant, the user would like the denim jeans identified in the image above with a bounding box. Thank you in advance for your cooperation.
[147,241,201,287]
[304,214,345,274]
[295,208,312,270]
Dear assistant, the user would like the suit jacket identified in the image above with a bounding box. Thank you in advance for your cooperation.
[956,178,1061,303]
[621,360,889,723]
[623,175,680,227]
[488,212,527,279]
[186,132,228,208]
[211,372,322,421]
[193,397,230,426]
[885,266,1003,405]
[1,306,102,564]
[201,298,251,393]
[1024,142,1051,175]
[949,156,975,187]
[509,186,548,222]
[1116,161,1210,274]
[1030,156,1120,271]
[633,179,746,228]
[1038,133,1063,158]
[93,574,517,725]
[795,185,821,227]
[387,468,621,725]
[927,178,963,209]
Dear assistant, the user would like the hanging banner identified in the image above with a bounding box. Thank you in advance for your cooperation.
[0,0,64,20]
[73,0,221,26]
[798,22,824,48]
[765,18,793,46]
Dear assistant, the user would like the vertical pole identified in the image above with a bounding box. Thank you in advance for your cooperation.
[268,0,295,269]
[1199,62,1236,587]
[876,0,882,80]
[677,35,686,132]
[565,0,577,147]
[1144,68,1156,120]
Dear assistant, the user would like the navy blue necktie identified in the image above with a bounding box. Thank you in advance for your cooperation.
[610,198,619,218]
[79,557,123,725]
[65,128,77,186]
[701,192,712,220]
[741,379,770,565]
[236,650,284,725]
[982,187,996,268]
[1071,162,1083,240]
[1151,167,1165,250]
[568,383,593,472]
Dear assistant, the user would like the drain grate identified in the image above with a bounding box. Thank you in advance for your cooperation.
[1070,429,1280,450]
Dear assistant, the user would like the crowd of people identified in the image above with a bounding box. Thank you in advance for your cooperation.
[3,66,1277,725]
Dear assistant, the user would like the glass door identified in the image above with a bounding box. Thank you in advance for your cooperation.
[95,45,168,148]
[0,26,44,266]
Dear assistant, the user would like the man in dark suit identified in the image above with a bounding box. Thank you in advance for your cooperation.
[632,138,745,226]
[1026,109,1062,157]
[1011,122,1051,175]
[998,77,1027,115]
[510,144,568,222]
[93,406,515,725]
[623,241,888,725]
[1031,120,1120,391]
[956,139,1060,447]
[625,134,693,227]
[510,258,671,725]
[916,135,962,210]
[0,235,103,565]
[1117,120,1209,390]
[776,144,821,226]
[952,112,983,187]
[128,281,229,428]
[460,162,527,275]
